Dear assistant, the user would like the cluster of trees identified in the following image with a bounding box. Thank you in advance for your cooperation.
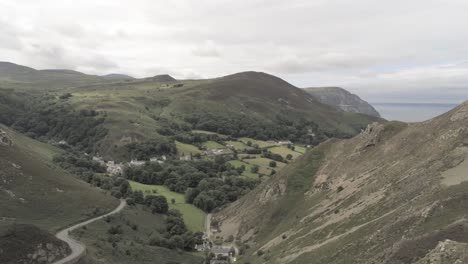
[182,111,327,144]
[124,139,177,160]
[149,209,204,250]
[53,151,131,200]
[0,90,108,153]
[185,176,257,212]
[124,158,259,212]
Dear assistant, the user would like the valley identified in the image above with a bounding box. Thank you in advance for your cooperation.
[1,61,466,264]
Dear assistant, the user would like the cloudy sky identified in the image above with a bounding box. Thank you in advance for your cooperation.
[1,0,468,103]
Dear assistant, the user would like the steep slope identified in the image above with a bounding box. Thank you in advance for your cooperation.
[305,87,381,117]
[214,101,468,264]
[0,126,118,231]
[0,126,119,263]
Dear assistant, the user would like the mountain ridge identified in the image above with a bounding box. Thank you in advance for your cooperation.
[304,86,381,117]
[213,100,468,264]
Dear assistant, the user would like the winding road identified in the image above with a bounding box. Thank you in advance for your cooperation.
[52,199,127,264]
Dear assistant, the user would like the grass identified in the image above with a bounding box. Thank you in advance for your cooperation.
[294,145,307,154]
[226,141,253,151]
[243,157,287,169]
[0,128,118,232]
[202,141,225,149]
[128,181,206,232]
[239,137,275,148]
[72,206,204,264]
[1,125,63,162]
[269,146,302,159]
[228,160,260,179]
[175,141,203,155]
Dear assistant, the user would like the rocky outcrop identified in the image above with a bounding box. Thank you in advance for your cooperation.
[27,243,70,264]
[0,129,12,146]
[304,87,381,117]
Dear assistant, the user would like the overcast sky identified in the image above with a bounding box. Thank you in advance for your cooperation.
[1,0,468,103]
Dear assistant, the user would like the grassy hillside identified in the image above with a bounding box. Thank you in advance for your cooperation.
[62,71,379,159]
[214,101,468,264]
[0,62,380,161]
[0,126,118,232]
[72,206,204,264]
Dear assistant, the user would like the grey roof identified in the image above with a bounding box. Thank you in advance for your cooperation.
[212,246,231,254]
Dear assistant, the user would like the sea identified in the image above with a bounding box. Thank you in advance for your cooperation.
[371,102,459,122]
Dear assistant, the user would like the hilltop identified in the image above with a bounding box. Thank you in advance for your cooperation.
[101,73,135,80]
[305,87,381,117]
[0,62,380,160]
[213,101,468,264]
[62,70,380,159]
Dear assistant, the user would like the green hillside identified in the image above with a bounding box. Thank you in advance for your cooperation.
[214,102,468,264]
[0,126,118,231]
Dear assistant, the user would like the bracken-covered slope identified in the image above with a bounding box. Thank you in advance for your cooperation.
[214,101,468,264]
[305,87,381,117]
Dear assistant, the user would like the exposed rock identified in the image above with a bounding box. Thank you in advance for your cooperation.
[0,129,12,146]
[357,122,385,149]
[304,87,381,117]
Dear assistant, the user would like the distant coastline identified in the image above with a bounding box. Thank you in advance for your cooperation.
[371,102,459,122]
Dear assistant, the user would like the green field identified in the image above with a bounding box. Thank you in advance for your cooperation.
[294,145,307,154]
[202,140,225,149]
[175,141,203,155]
[239,137,275,148]
[226,141,253,151]
[129,181,206,232]
[244,157,287,168]
[228,160,260,179]
[269,146,302,159]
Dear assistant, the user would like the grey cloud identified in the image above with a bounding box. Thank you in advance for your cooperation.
[1,0,468,103]
[191,40,221,58]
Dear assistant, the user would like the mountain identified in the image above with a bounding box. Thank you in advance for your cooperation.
[101,73,135,80]
[0,126,118,263]
[0,61,115,90]
[213,101,468,264]
[148,74,177,82]
[62,71,380,159]
[305,87,381,117]
[0,63,380,160]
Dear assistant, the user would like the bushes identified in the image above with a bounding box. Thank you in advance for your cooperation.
[144,195,169,214]
[3,92,108,153]
[125,139,177,160]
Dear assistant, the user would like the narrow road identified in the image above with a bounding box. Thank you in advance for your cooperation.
[52,199,127,264]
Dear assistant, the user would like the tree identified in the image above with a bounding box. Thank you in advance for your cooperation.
[145,195,169,214]
[251,165,259,173]
[269,161,277,168]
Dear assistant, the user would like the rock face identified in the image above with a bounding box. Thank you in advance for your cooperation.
[304,87,381,117]
[0,129,12,146]
[0,224,70,264]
